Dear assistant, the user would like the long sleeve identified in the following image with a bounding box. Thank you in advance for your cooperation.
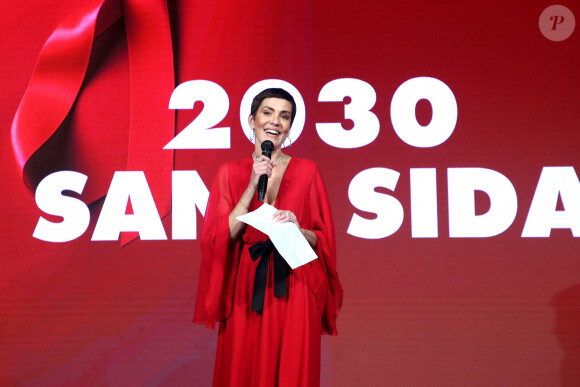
[193,163,241,330]
[308,166,343,335]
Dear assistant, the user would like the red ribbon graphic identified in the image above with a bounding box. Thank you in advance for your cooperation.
[11,0,175,242]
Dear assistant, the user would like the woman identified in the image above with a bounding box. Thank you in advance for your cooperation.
[194,88,342,387]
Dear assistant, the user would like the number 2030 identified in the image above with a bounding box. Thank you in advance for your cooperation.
[163,77,458,150]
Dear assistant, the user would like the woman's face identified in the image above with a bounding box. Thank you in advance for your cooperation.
[249,97,293,151]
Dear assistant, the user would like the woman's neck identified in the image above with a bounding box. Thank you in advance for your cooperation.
[254,146,282,163]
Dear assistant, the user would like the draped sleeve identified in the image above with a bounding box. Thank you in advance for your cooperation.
[308,165,343,335]
[193,162,241,330]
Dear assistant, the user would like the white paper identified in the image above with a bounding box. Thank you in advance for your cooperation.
[236,203,318,269]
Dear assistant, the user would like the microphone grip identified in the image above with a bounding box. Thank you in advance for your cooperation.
[258,174,268,201]
[257,140,273,202]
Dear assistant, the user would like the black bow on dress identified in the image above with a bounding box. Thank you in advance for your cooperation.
[248,239,288,313]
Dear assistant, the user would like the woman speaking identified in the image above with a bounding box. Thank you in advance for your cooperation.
[194,88,342,387]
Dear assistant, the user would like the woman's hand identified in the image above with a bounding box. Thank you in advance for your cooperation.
[230,155,273,241]
[273,209,300,228]
[273,209,318,248]
[250,155,274,189]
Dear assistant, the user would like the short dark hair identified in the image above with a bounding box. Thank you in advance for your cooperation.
[250,88,296,125]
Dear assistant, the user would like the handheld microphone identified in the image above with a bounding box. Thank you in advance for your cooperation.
[257,140,274,201]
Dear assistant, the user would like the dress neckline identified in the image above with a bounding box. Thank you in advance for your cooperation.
[270,156,293,207]
[248,156,293,208]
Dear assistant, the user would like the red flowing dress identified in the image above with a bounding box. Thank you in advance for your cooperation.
[194,157,342,387]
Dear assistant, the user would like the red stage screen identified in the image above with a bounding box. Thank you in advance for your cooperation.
[1,0,578,385]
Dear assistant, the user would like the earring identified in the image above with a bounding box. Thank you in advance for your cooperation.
[250,130,255,142]
[283,136,292,148]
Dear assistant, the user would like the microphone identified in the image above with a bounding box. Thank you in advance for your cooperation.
[257,140,274,201]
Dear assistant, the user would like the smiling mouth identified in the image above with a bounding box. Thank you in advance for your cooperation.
[265,129,280,135]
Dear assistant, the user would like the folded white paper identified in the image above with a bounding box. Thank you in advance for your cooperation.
[236,203,318,269]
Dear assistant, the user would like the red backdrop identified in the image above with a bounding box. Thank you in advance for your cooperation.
[1,0,579,385]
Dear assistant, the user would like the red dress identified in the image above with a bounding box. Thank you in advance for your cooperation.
[194,157,342,387]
